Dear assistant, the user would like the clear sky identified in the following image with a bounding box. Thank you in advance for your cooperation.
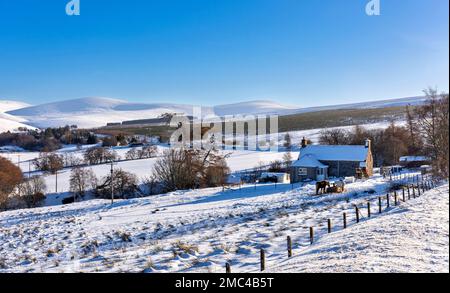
[0,0,448,107]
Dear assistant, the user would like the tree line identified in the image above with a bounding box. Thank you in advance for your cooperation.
[319,89,449,178]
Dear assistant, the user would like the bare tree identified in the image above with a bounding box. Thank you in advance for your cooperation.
[319,128,350,145]
[138,145,158,159]
[414,89,449,178]
[20,176,46,208]
[152,147,229,192]
[268,160,284,172]
[70,167,96,199]
[34,153,64,174]
[125,148,139,160]
[95,168,141,199]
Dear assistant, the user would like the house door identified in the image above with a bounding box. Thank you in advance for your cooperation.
[317,167,327,181]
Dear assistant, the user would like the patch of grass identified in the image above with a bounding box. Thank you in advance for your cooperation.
[116,231,132,242]
[173,241,199,255]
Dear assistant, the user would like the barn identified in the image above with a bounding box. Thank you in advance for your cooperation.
[290,138,373,182]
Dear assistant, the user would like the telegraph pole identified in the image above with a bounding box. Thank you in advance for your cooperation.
[110,160,114,205]
[55,170,58,193]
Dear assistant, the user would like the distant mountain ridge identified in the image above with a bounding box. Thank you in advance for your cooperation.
[1,96,426,131]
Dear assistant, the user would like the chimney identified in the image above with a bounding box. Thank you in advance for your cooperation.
[365,138,371,150]
[301,137,308,148]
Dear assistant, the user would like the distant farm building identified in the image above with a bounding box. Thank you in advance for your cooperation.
[290,138,373,182]
[106,113,194,128]
[399,156,431,168]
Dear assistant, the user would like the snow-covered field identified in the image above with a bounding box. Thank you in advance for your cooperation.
[0,169,447,273]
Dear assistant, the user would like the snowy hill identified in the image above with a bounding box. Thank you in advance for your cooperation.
[0,100,35,132]
[2,96,426,130]
[214,100,298,116]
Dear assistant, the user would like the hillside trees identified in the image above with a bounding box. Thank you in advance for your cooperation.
[33,153,64,174]
[319,124,411,166]
[84,147,119,165]
[125,146,158,160]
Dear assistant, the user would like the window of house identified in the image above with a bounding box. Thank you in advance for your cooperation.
[317,168,324,175]
[298,168,307,176]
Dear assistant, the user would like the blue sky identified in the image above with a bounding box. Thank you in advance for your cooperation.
[0,0,448,107]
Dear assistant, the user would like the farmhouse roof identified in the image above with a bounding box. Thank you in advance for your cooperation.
[297,145,369,162]
[292,154,328,168]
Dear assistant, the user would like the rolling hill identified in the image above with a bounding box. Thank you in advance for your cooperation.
[1,96,426,131]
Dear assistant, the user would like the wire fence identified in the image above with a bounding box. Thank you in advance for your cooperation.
[222,173,439,273]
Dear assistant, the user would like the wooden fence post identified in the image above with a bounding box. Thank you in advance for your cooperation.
[287,236,292,258]
[327,219,332,233]
[367,202,371,218]
[260,249,265,271]
[386,194,390,208]
[402,188,406,202]
[309,227,314,244]
[355,206,360,223]
[407,186,411,200]
[394,191,398,206]
[226,262,231,273]
[418,184,421,196]
[343,213,347,229]
[378,197,382,214]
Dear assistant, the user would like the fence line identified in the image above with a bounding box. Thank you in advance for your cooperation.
[223,173,439,273]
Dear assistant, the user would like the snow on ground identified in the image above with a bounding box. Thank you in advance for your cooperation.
[0,100,35,132]
[0,170,446,273]
[270,184,449,273]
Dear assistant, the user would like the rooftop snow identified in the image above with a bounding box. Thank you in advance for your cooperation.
[297,145,369,162]
[292,154,328,168]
